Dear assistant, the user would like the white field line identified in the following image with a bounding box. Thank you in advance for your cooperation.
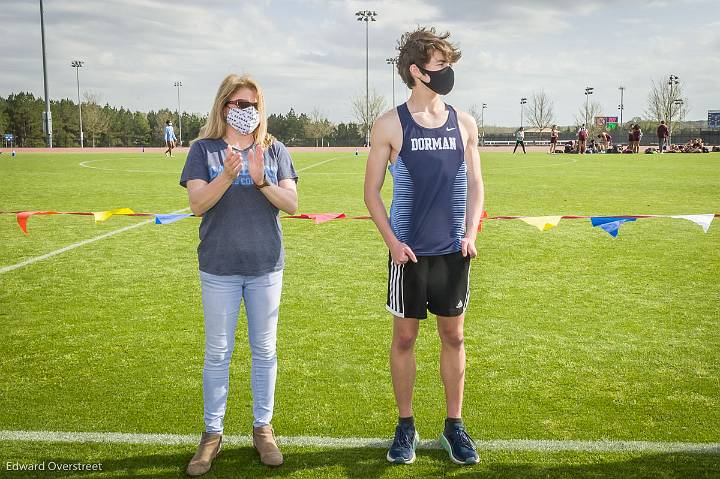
[0,208,190,275]
[492,157,580,171]
[78,157,172,174]
[296,155,352,172]
[78,154,353,174]
[0,430,718,453]
[300,156,580,174]
[301,172,365,175]
[2,155,351,275]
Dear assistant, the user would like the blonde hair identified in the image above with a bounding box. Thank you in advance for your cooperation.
[194,74,274,148]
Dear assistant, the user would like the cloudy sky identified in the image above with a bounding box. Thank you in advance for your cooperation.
[3,0,719,126]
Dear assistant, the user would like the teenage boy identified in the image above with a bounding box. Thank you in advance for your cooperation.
[364,27,485,466]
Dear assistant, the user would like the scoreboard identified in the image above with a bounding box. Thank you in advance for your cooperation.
[709,110,720,128]
[595,117,619,130]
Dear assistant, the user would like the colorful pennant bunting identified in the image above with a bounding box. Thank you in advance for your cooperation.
[591,217,637,237]
[3,210,718,238]
[670,214,714,233]
[519,216,563,231]
[154,214,193,225]
[478,210,489,231]
[285,213,346,224]
[92,208,135,223]
[16,211,60,235]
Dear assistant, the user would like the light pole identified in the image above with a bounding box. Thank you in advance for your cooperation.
[481,103,487,146]
[520,98,527,128]
[671,98,683,146]
[71,60,84,148]
[174,81,183,145]
[39,0,52,147]
[386,57,397,107]
[668,75,679,145]
[618,86,625,126]
[356,10,377,146]
[584,86,594,126]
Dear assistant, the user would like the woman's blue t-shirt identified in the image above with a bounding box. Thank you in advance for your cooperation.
[180,138,298,276]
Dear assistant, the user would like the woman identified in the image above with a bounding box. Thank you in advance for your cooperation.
[180,74,298,475]
[549,125,558,154]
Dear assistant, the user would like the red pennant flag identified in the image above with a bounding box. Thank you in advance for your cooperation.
[16,211,59,234]
[478,210,489,232]
[309,213,346,224]
[286,213,346,224]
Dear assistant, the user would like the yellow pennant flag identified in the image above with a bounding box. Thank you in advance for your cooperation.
[519,216,563,231]
[92,208,135,223]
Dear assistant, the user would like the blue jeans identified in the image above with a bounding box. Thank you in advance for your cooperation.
[199,269,283,432]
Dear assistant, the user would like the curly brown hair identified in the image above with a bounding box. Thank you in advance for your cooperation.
[396,27,462,89]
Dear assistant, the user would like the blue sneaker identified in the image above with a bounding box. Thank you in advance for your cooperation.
[386,423,420,464]
[439,423,479,465]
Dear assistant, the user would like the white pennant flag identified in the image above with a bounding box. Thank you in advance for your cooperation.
[670,214,714,233]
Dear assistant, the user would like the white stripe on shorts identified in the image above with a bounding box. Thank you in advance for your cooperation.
[389,262,396,310]
[386,261,405,317]
[464,261,471,312]
[398,264,405,316]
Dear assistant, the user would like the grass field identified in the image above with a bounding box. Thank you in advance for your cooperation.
[1,150,719,478]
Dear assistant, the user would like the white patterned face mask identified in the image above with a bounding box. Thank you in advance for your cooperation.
[226,106,260,135]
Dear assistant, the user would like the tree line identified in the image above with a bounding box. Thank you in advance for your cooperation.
[0,92,205,148]
[0,76,693,148]
[0,92,368,148]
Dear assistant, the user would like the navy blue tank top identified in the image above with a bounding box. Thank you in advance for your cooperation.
[388,102,467,255]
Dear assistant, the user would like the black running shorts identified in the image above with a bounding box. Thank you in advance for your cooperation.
[386,251,471,320]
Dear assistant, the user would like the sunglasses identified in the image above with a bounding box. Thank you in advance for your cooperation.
[225,99,258,109]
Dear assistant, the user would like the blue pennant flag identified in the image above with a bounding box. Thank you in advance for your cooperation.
[155,214,192,225]
[590,217,637,237]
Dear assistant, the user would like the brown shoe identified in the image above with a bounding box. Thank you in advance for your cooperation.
[186,432,222,476]
[253,425,283,466]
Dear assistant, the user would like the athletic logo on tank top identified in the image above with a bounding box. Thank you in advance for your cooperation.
[410,137,457,151]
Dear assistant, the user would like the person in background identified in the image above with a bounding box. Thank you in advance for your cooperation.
[549,125,558,154]
[577,124,588,154]
[513,127,526,154]
[165,120,178,157]
[632,124,643,153]
[657,120,669,153]
[589,138,598,153]
[597,131,611,151]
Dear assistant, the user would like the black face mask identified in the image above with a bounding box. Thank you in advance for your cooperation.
[418,65,454,95]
